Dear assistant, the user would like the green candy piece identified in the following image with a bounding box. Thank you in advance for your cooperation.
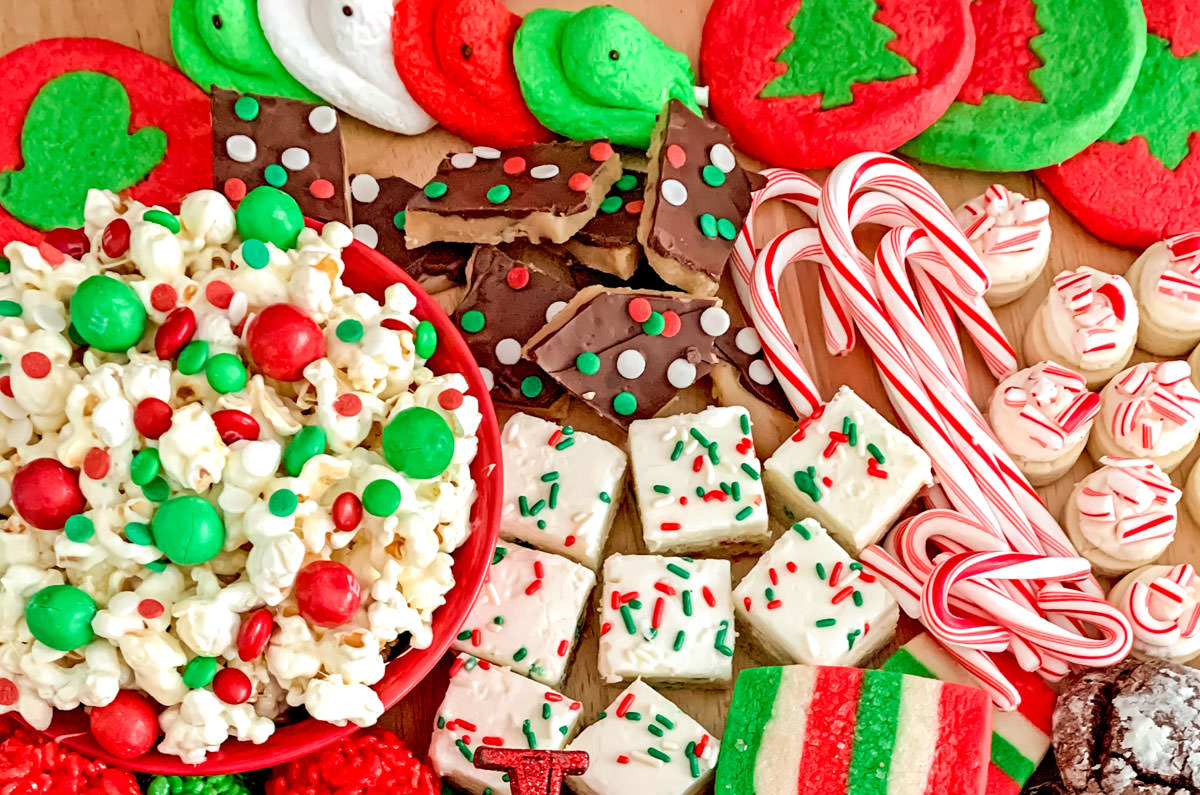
[521,375,544,398]
[24,584,97,651]
[64,515,94,543]
[382,406,455,479]
[264,163,287,188]
[285,425,326,477]
[70,274,147,352]
[169,0,320,101]
[130,448,162,486]
[241,238,270,269]
[392,211,406,231]
[362,479,402,516]
[717,217,738,240]
[0,72,166,231]
[268,488,297,517]
[487,184,512,204]
[698,213,718,238]
[151,496,226,565]
[460,310,486,334]
[234,95,260,120]
[143,476,171,502]
[615,173,638,191]
[613,391,638,416]
[0,300,23,317]
[145,560,169,572]
[576,351,601,375]
[415,320,438,359]
[336,319,364,342]
[424,181,448,199]
[178,340,210,374]
[144,209,181,234]
[182,655,218,689]
[642,312,666,336]
[125,521,154,546]
[0,257,10,274]
[513,6,699,148]
[205,352,247,394]
[599,195,623,213]
[235,186,304,250]
[149,775,252,795]
[702,165,726,187]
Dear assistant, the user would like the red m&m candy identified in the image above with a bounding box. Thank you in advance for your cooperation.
[246,303,325,381]
[213,668,253,705]
[43,227,90,260]
[101,218,131,259]
[237,608,274,661]
[89,690,159,759]
[12,458,85,529]
[154,306,196,360]
[295,561,361,628]
[133,398,173,439]
[212,409,261,445]
[332,492,363,532]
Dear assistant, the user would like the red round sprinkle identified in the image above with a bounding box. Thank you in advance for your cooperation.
[625,200,644,215]
[665,144,687,168]
[224,178,248,202]
[212,409,261,444]
[20,352,51,379]
[333,393,362,417]
[332,492,363,532]
[567,172,592,192]
[309,179,335,200]
[44,227,89,260]
[36,241,65,266]
[506,265,530,290]
[133,398,173,439]
[150,283,178,312]
[438,388,464,410]
[503,156,527,175]
[213,668,253,705]
[83,447,111,480]
[237,609,274,661]
[661,310,681,337]
[154,306,197,359]
[0,677,16,706]
[0,375,12,398]
[206,280,234,309]
[381,318,413,334]
[137,599,164,619]
[627,297,652,323]
[589,142,615,161]
[101,218,132,259]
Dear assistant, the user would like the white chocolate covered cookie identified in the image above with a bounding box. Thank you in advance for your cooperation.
[1127,233,1200,356]
[954,184,1051,307]
[1108,564,1200,664]
[1089,361,1200,473]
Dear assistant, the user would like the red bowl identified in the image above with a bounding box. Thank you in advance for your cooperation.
[34,232,502,774]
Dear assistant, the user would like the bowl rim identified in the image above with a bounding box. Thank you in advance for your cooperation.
[31,226,502,774]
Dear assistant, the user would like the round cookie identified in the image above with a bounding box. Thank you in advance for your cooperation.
[699,0,973,169]
[0,37,212,245]
[169,0,320,101]
[1108,564,1200,665]
[901,0,1146,170]
[513,6,700,149]
[1127,234,1200,356]
[1038,1,1200,247]
[392,0,554,149]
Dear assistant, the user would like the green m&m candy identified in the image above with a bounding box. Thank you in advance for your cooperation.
[284,426,327,477]
[25,584,96,650]
[150,496,225,566]
[70,274,146,352]
[182,656,218,689]
[382,406,454,479]
[235,186,304,250]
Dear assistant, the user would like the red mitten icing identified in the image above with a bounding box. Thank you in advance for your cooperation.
[0,715,141,795]
[699,0,974,169]
[266,728,440,795]
[393,0,554,148]
[473,747,590,795]
[0,37,212,246]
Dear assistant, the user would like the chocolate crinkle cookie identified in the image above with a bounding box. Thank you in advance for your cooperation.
[1053,659,1200,794]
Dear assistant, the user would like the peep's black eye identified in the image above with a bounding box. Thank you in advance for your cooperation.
[461,43,473,59]
[212,14,223,29]
[609,49,619,60]
[342,4,353,16]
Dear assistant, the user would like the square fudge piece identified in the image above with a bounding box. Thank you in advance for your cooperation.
[566,680,719,795]
[451,543,596,687]
[429,655,584,795]
[598,554,735,686]
[734,519,898,666]
[763,385,932,553]
[500,413,628,569]
[629,405,770,554]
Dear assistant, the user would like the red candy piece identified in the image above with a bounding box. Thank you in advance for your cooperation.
[332,492,363,532]
[507,265,531,290]
[267,728,439,795]
[246,303,326,381]
[309,179,335,200]
[237,608,274,662]
[661,310,682,337]
[588,142,614,162]
[206,280,234,309]
[224,178,248,202]
[0,678,16,706]
[101,218,131,258]
[43,227,89,260]
[438,388,464,410]
[89,690,159,760]
[150,283,177,312]
[333,393,362,417]
[504,156,527,175]
[133,398,173,439]
[212,409,261,445]
[381,317,413,334]
[0,376,11,398]
[627,296,652,323]
[0,715,142,795]
[20,351,51,379]
[213,668,252,705]
[473,748,590,795]
[83,447,111,480]
[567,172,592,192]
[12,458,85,529]
[154,306,196,359]
[295,560,361,628]
[138,599,164,619]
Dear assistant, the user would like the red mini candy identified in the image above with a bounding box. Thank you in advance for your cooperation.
[20,351,51,379]
[83,447,111,480]
[438,388,464,410]
[0,715,141,795]
[12,458,85,529]
[332,492,363,532]
[43,227,90,260]
[246,303,326,381]
[213,668,252,705]
[266,728,439,795]
[237,608,274,662]
[206,280,234,309]
[101,218,131,259]
[134,397,173,439]
[295,561,361,628]
[154,306,197,359]
[89,690,159,759]
[212,409,261,445]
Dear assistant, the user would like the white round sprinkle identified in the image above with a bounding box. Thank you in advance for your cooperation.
[735,326,763,355]
[352,223,379,249]
[308,106,338,134]
[545,301,567,323]
[473,146,502,160]
[667,359,697,389]
[495,337,522,365]
[661,179,688,206]
[749,360,775,385]
[616,349,646,379]
[710,143,736,173]
[280,147,311,171]
[225,135,257,163]
[531,164,560,180]
[700,306,730,337]
[480,367,495,391]
[350,174,381,204]
[451,152,478,169]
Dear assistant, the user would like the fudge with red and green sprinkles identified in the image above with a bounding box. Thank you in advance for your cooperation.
[566,679,719,795]
[628,405,769,554]
[450,543,595,688]
[500,413,628,569]
[763,385,932,554]
[428,654,584,795]
[598,554,735,686]
[733,519,897,667]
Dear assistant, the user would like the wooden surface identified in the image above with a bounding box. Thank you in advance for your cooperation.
[3,0,1199,777]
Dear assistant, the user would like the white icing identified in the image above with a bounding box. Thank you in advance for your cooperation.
[1098,361,1200,458]
[954,185,1051,293]
[1073,458,1179,564]
[1039,267,1137,368]
[988,361,1098,462]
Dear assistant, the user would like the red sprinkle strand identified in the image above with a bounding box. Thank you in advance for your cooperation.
[615,693,634,718]
[703,586,717,607]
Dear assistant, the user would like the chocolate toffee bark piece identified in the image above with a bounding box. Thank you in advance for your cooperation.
[348,173,472,289]
[711,324,795,454]
[564,168,645,280]
[525,287,724,427]
[404,141,622,248]
[211,88,349,224]
[638,100,751,296]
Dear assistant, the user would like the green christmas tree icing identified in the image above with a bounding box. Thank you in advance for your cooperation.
[761,0,915,108]
[1102,33,1200,169]
[0,71,166,230]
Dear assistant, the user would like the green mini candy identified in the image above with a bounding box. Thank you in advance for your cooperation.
[392,211,406,231]
[576,351,601,375]
[70,274,147,352]
[234,96,260,121]
[487,184,512,204]
[24,584,96,651]
[521,376,544,398]
[284,425,326,477]
[382,406,455,479]
[143,476,171,502]
[235,186,304,250]
[178,340,210,375]
[424,181,448,199]
[264,164,287,188]
[182,655,218,689]
[64,514,94,543]
[241,239,270,269]
[268,488,297,517]
[125,521,154,546]
[144,209,181,234]
[205,352,247,394]
[362,479,402,516]
[460,311,486,334]
[0,300,22,317]
[642,312,666,336]
[415,320,437,359]
[336,319,364,343]
[151,496,225,566]
[148,774,252,795]
[613,391,638,416]
[130,448,162,485]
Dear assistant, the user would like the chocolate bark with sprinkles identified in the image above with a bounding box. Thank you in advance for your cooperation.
[638,100,752,297]
[565,168,646,280]
[210,88,349,224]
[713,325,793,416]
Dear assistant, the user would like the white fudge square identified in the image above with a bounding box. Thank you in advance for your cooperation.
[500,412,628,569]
[598,554,735,686]
[451,543,596,687]
[566,680,719,795]
[429,654,584,795]
[733,519,898,666]
[628,406,770,554]
[763,385,932,553]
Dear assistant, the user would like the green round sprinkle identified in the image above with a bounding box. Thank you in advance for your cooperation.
[615,173,638,191]
[125,521,153,546]
[336,319,364,342]
[698,213,718,238]
[182,656,218,689]
[363,479,402,516]
[717,217,738,240]
[242,239,271,270]
[613,391,638,416]
[599,195,623,213]
[576,351,600,375]
[64,514,94,543]
[0,300,21,317]
[269,488,298,517]
[702,165,726,187]
[460,310,486,334]
[424,181,448,199]
[205,353,248,394]
[145,560,168,572]
[178,340,210,375]
[234,96,260,121]
[414,320,437,359]
[264,164,288,188]
[142,476,171,502]
[284,426,327,477]
[130,448,162,486]
[392,211,406,231]
[144,209,181,234]
[486,184,511,204]
[642,312,666,336]
[521,376,544,398]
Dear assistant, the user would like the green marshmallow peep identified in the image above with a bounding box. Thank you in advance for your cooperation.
[513,5,700,149]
